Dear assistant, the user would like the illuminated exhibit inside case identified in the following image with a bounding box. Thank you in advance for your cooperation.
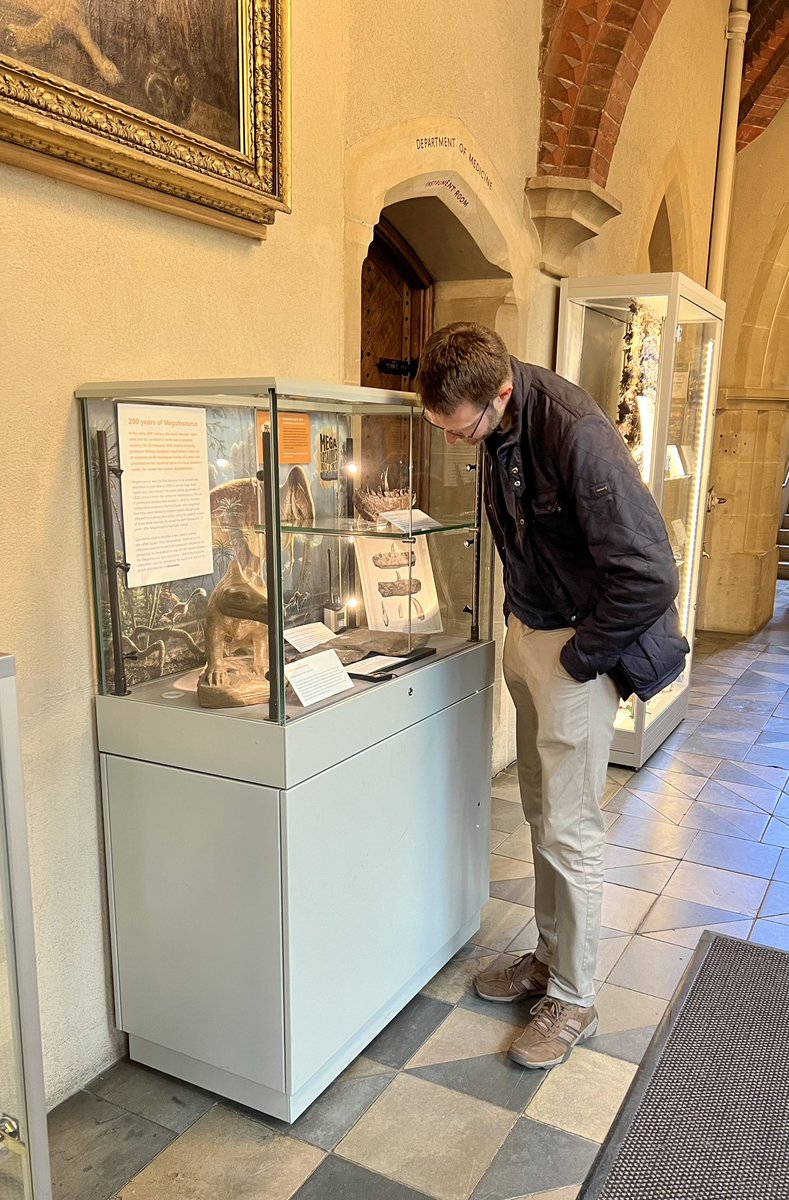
[78,378,494,1121]
[557,273,726,768]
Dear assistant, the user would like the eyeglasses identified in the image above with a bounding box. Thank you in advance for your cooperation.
[421,398,491,441]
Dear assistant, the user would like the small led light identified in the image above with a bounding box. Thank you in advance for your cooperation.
[347,597,358,609]
[347,535,355,544]
[216,457,230,469]
[346,462,358,475]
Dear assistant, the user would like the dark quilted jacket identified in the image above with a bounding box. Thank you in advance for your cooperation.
[484,358,689,701]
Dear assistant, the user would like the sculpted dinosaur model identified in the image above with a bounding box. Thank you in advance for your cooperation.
[197,561,269,708]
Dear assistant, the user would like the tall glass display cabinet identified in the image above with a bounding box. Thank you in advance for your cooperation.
[557,273,725,768]
[77,378,494,1121]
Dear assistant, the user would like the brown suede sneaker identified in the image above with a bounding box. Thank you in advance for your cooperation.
[508,996,598,1069]
[473,951,551,1003]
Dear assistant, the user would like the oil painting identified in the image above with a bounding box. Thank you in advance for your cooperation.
[0,0,289,236]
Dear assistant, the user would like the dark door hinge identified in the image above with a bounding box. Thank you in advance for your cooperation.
[377,357,419,378]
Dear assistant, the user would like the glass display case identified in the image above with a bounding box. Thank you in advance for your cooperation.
[557,273,725,767]
[80,379,486,718]
[77,378,494,1122]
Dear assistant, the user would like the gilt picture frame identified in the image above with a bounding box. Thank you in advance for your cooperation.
[0,1,290,238]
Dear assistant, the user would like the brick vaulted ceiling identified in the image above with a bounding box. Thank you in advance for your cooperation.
[539,0,672,188]
[737,0,789,150]
[539,1,789,184]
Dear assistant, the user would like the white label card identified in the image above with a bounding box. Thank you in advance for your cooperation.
[117,403,214,588]
[347,655,407,676]
[283,622,337,652]
[284,650,354,707]
[384,508,442,533]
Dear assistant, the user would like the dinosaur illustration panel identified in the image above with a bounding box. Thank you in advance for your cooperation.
[354,535,443,636]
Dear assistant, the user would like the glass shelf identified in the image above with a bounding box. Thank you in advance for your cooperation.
[277,519,477,538]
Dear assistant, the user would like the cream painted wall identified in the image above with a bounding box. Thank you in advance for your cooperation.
[344,0,541,209]
[0,0,733,1106]
[0,0,345,1106]
[575,0,729,284]
[721,98,789,388]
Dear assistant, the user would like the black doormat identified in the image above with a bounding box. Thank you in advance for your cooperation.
[579,931,789,1200]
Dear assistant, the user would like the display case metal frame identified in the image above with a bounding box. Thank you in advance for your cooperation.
[557,273,726,768]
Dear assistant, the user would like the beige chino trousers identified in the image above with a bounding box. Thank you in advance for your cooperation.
[503,615,619,1007]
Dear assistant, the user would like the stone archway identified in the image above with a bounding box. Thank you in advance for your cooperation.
[343,119,538,770]
[342,117,539,385]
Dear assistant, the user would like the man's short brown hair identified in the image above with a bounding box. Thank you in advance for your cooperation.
[416,322,512,415]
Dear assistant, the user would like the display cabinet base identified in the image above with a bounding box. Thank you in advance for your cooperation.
[128,916,478,1122]
[609,688,689,769]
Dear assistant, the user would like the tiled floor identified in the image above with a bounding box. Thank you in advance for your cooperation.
[48,585,789,1200]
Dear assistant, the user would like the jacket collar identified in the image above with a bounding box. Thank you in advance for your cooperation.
[485,356,531,451]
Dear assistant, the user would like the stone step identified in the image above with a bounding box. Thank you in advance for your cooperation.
[779,530,789,546]
[780,563,789,581]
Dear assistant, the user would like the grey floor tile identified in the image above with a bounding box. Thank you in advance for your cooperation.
[469,1116,598,1199]
[490,876,536,907]
[744,744,789,769]
[679,802,770,841]
[49,1089,174,1200]
[407,1051,544,1113]
[458,987,537,1026]
[586,1025,656,1065]
[491,796,525,834]
[291,1156,433,1199]
[363,995,453,1069]
[639,893,747,933]
[603,860,678,894]
[692,722,759,746]
[759,879,789,920]
[683,830,780,879]
[495,825,534,863]
[761,816,789,848]
[775,848,789,882]
[605,790,691,825]
[236,1072,394,1152]
[696,777,779,814]
[491,773,522,803]
[712,759,789,790]
[83,1059,214,1135]
[607,935,693,1001]
[714,696,775,714]
[663,860,768,916]
[680,735,751,761]
[644,749,719,777]
[750,920,789,950]
[605,814,698,859]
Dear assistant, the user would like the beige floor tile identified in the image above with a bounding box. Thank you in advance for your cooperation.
[601,882,656,933]
[491,829,509,852]
[421,952,499,1003]
[518,1189,579,1200]
[644,920,752,949]
[505,917,539,954]
[595,981,668,1036]
[340,1055,396,1081]
[524,1047,636,1143]
[407,1006,521,1068]
[116,1105,323,1200]
[494,824,535,863]
[595,935,631,982]
[490,853,536,882]
[335,1073,515,1200]
[471,898,534,951]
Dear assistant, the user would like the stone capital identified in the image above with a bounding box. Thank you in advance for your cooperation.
[524,175,623,270]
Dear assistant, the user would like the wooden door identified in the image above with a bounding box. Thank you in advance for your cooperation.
[360,219,433,498]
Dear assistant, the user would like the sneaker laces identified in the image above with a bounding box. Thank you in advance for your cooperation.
[503,951,537,983]
[528,996,565,1034]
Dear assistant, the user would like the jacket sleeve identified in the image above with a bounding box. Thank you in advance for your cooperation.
[557,413,679,682]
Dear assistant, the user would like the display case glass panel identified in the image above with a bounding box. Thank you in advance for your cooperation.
[79,380,485,725]
[557,274,725,766]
